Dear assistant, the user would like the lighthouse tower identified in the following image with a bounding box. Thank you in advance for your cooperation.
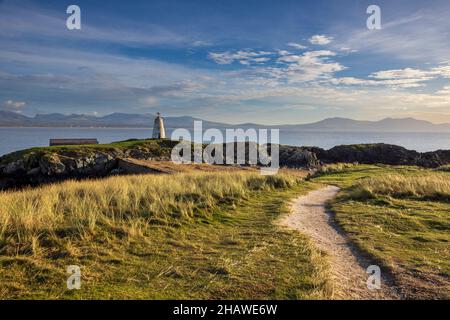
[152,112,166,139]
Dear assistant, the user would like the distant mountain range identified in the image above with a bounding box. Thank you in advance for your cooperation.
[1,110,450,132]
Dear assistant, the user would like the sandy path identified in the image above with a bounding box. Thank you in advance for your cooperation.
[279,186,400,300]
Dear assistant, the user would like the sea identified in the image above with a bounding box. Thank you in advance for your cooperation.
[0,127,450,156]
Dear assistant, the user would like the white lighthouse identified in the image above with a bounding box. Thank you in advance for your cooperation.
[152,112,166,139]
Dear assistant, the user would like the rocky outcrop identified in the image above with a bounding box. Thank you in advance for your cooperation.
[278,143,450,168]
[279,146,322,168]
[1,140,449,190]
[0,139,177,189]
[2,151,117,178]
[322,144,419,165]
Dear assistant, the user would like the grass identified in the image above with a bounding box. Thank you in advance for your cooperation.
[314,163,360,175]
[312,164,450,299]
[436,164,450,172]
[0,171,331,299]
[347,173,450,201]
[4,157,447,299]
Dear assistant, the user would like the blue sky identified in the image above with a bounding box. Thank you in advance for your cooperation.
[1,0,450,124]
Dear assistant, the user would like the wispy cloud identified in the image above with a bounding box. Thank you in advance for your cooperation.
[275,50,344,82]
[0,1,188,47]
[340,9,450,62]
[2,99,26,112]
[287,42,308,50]
[0,43,210,115]
[208,50,273,65]
[328,77,429,88]
[309,35,333,45]
[370,68,435,80]
[327,64,450,88]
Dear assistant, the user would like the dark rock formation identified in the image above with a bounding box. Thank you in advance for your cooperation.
[0,139,177,189]
[278,146,322,168]
[0,140,449,190]
[323,144,419,165]
[278,143,450,168]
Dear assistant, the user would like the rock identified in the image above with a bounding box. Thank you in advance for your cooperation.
[125,148,158,160]
[287,149,320,167]
[110,168,124,175]
[279,143,450,168]
[324,144,419,165]
[26,167,41,176]
[0,140,180,189]
[94,154,110,165]
[3,159,26,175]
[39,154,66,175]
[279,146,322,168]
[0,140,449,191]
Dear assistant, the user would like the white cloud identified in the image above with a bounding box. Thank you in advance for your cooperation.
[339,47,358,54]
[278,50,336,63]
[340,9,450,62]
[206,82,450,118]
[328,77,375,86]
[351,64,450,88]
[192,40,212,47]
[2,100,26,111]
[0,2,187,47]
[145,96,158,106]
[304,50,336,58]
[207,48,344,86]
[0,42,211,115]
[251,57,271,63]
[321,64,450,89]
[328,76,429,88]
[274,50,344,82]
[277,50,291,56]
[309,35,333,45]
[369,68,434,80]
[432,65,450,78]
[208,50,273,65]
[437,86,450,95]
[287,42,307,50]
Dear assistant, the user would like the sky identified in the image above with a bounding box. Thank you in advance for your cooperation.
[1,0,450,124]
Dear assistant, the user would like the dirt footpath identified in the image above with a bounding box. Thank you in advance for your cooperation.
[278,185,400,300]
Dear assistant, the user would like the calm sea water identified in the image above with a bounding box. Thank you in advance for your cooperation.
[0,127,449,156]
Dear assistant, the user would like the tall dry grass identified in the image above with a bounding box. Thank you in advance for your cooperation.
[0,172,298,255]
[315,163,359,175]
[436,164,450,172]
[348,173,450,201]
